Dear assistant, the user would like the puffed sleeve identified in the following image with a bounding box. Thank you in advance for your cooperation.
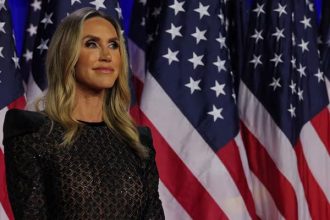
[3,109,48,219]
[138,127,165,219]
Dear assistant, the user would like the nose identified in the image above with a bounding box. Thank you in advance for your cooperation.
[99,47,111,62]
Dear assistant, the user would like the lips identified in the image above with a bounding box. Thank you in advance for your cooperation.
[93,67,114,73]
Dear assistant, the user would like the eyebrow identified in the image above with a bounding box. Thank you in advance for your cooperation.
[82,35,119,42]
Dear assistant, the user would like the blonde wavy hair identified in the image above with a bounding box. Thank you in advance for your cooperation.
[43,7,148,158]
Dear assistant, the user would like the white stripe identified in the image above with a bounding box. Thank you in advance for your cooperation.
[0,204,9,220]
[25,73,44,111]
[141,73,251,220]
[300,122,330,202]
[238,81,311,219]
[0,107,8,152]
[250,173,285,220]
[325,78,330,99]
[128,39,146,83]
[158,180,192,220]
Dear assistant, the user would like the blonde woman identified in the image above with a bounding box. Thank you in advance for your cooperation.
[3,7,164,219]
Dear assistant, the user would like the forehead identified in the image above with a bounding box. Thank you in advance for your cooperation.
[82,16,118,37]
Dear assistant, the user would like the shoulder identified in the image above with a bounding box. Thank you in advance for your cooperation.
[3,109,47,143]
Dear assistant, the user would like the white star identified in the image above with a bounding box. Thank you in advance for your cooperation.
[31,0,41,12]
[272,27,285,42]
[251,29,263,43]
[249,54,262,68]
[0,0,7,11]
[188,52,204,69]
[213,56,226,72]
[71,0,81,5]
[26,24,37,37]
[169,0,185,15]
[37,38,49,54]
[162,48,179,65]
[185,77,201,94]
[23,49,33,62]
[0,22,5,33]
[314,69,324,83]
[274,3,287,17]
[270,53,283,67]
[152,7,162,17]
[41,13,53,29]
[300,16,311,29]
[115,3,123,19]
[291,56,296,69]
[90,0,106,10]
[166,23,182,40]
[253,3,265,16]
[208,105,224,122]
[12,53,20,69]
[297,88,304,101]
[298,39,309,53]
[216,33,227,48]
[194,3,210,19]
[191,27,207,44]
[139,0,146,5]
[288,104,296,118]
[211,81,226,97]
[269,77,281,91]
[140,17,145,26]
[297,64,306,77]
[289,80,297,94]
[0,47,4,58]
[147,34,154,44]
[292,33,296,46]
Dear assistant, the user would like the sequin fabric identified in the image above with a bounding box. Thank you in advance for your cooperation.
[4,112,164,220]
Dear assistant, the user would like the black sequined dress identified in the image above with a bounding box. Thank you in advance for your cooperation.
[3,109,164,219]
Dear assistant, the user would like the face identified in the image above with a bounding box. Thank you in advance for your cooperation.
[75,17,122,93]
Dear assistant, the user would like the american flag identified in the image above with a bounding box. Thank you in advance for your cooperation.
[0,1,25,219]
[239,0,330,219]
[320,0,330,96]
[129,0,259,219]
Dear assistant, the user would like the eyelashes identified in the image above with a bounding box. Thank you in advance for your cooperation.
[84,40,119,49]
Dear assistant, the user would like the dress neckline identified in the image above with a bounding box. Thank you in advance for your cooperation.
[78,120,106,127]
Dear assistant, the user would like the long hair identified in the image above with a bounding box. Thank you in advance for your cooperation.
[43,7,148,158]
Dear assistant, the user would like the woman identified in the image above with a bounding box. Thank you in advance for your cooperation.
[3,7,164,219]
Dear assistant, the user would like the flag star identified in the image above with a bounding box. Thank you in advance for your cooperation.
[216,33,227,48]
[249,54,262,68]
[251,29,263,43]
[115,3,123,19]
[185,77,201,94]
[37,38,49,54]
[41,13,53,29]
[27,24,37,37]
[314,69,324,83]
[31,0,41,12]
[169,0,185,15]
[162,48,179,65]
[0,0,7,11]
[12,53,20,69]
[152,7,162,17]
[194,3,210,19]
[211,81,226,97]
[272,27,285,42]
[188,52,204,69]
[297,64,306,77]
[270,53,283,67]
[300,16,311,29]
[141,17,145,26]
[274,3,287,17]
[317,36,322,44]
[298,39,309,53]
[269,77,281,91]
[232,89,237,103]
[191,27,207,44]
[288,104,296,118]
[291,56,296,69]
[297,88,304,101]
[71,0,81,5]
[23,49,33,62]
[147,34,154,44]
[253,3,265,16]
[139,0,146,5]
[0,22,5,33]
[208,105,224,122]
[166,23,182,40]
[213,56,226,72]
[289,80,297,94]
[90,0,106,10]
[0,47,4,58]
[292,33,296,46]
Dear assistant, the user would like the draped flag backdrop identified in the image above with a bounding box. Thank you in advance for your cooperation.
[0,0,328,219]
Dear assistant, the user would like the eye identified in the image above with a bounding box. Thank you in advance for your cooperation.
[85,40,97,48]
[108,41,119,49]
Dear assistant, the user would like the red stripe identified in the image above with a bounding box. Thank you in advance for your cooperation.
[240,122,298,220]
[7,96,26,110]
[295,141,330,220]
[217,139,260,220]
[140,112,228,219]
[310,108,330,154]
[0,150,14,220]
